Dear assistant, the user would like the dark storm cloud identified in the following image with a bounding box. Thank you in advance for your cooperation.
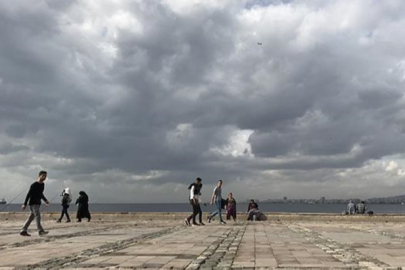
[0,143,30,155]
[1,0,405,202]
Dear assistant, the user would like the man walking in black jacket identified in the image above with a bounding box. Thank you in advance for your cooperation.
[20,171,50,236]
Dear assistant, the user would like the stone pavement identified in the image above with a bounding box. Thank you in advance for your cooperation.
[1,217,405,269]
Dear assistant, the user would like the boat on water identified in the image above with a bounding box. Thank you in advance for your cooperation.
[0,198,6,205]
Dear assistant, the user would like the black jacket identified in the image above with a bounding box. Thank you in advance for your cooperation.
[188,183,202,195]
[61,194,71,207]
[247,202,258,212]
[24,182,48,206]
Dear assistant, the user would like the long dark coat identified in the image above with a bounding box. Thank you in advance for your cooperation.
[76,192,91,220]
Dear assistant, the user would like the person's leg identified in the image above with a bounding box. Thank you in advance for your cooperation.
[65,207,71,222]
[208,206,218,223]
[216,199,224,222]
[197,204,203,224]
[191,202,199,224]
[210,209,218,218]
[21,206,35,232]
[186,199,195,224]
[32,205,44,232]
[252,209,260,221]
[219,203,223,222]
[62,206,69,220]
[186,213,193,223]
[247,209,253,220]
[58,207,65,222]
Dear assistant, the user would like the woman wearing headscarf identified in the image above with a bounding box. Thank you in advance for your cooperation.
[57,188,72,223]
[226,192,237,221]
[76,191,91,222]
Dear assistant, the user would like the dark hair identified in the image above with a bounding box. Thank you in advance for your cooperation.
[188,178,202,189]
[218,180,223,183]
[39,170,47,176]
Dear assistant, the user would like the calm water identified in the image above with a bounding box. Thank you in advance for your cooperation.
[2,203,405,214]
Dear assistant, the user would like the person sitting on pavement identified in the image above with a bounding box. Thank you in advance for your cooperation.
[247,200,261,221]
[357,201,367,215]
[247,199,258,212]
[347,200,355,215]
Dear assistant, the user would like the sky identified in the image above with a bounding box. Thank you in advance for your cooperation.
[1,0,405,203]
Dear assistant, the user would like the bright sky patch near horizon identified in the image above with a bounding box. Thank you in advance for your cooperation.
[1,0,405,203]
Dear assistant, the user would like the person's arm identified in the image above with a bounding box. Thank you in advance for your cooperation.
[41,193,50,205]
[190,185,196,203]
[210,187,216,205]
[22,184,34,210]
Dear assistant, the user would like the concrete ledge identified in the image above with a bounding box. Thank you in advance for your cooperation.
[1,212,405,222]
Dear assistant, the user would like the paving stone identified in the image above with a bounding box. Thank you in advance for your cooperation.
[2,219,405,268]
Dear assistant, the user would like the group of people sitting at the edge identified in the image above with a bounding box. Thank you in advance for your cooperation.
[344,200,373,215]
[184,177,266,226]
[20,171,91,237]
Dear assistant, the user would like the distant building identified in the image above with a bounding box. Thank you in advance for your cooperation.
[283,197,288,201]
[246,199,260,203]
[320,197,326,204]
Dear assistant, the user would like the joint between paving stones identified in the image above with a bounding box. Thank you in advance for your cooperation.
[5,223,139,250]
[26,226,186,269]
[284,223,390,269]
[186,225,247,270]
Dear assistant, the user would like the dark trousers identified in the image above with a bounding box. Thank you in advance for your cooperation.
[59,205,70,221]
[226,207,236,221]
[187,199,202,224]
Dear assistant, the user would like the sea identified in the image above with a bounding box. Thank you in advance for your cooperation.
[2,203,405,214]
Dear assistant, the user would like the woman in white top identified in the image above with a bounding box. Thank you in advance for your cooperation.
[185,177,204,226]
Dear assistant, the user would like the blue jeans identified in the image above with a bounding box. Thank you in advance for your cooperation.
[210,199,223,222]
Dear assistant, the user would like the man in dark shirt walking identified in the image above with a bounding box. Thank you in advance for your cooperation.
[20,171,50,236]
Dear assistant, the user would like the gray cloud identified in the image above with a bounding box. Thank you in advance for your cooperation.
[1,0,405,202]
[0,143,30,155]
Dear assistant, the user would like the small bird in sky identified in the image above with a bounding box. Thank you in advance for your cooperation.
[257,42,262,45]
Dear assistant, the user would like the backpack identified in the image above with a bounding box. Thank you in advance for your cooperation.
[62,193,72,205]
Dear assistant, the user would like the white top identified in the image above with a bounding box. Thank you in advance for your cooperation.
[189,185,200,200]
